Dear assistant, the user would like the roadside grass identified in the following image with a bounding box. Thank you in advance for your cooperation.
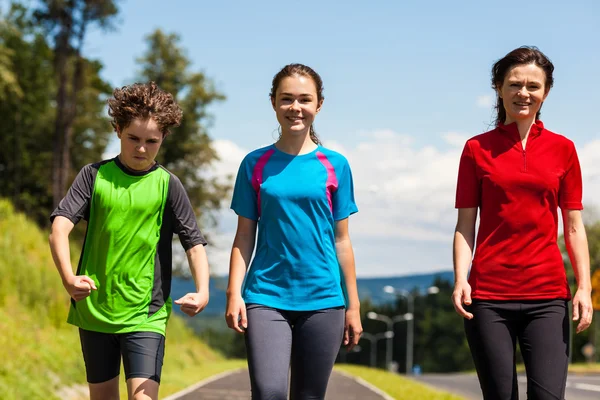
[568,362,600,373]
[335,364,466,400]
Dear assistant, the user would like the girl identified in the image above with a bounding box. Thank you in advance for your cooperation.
[225,64,362,400]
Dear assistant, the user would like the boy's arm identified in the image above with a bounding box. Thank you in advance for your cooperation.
[49,216,97,300]
[174,244,209,317]
[48,164,97,301]
[167,175,209,317]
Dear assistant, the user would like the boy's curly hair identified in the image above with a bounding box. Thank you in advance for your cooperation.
[107,81,183,137]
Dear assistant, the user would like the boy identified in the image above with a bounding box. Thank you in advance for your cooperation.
[49,82,209,400]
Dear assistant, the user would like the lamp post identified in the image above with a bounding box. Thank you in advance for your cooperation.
[366,311,406,370]
[360,331,394,368]
[382,285,439,374]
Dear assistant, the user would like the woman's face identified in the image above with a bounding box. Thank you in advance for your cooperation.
[497,63,549,124]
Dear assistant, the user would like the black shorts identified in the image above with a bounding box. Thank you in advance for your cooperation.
[79,328,165,384]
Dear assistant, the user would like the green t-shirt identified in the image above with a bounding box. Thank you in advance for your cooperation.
[51,157,206,335]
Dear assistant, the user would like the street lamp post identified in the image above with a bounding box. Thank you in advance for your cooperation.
[383,285,439,374]
[366,312,406,370]
[360,331,394,368]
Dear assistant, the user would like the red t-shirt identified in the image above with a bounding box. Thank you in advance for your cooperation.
[455,120,583,300]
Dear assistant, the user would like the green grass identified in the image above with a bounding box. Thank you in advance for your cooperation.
[0,199,241,399]
[515,362,600,374]
[335,365,466,400]
[568,362,600,373]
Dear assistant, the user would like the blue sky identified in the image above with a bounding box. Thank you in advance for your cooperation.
[74,1,600,276]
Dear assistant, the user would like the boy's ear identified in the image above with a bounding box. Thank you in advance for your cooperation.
[116,126,122,138]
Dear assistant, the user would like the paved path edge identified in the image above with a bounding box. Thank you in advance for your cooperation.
[162,368,245,400]
[333,369,395,400]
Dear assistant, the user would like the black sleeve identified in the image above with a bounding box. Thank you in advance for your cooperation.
[167,173,207,250]
[50,163,99,225]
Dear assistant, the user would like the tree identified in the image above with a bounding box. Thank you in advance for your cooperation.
[0,3,56,224]
[136,29,230,225]
[34,0,119,208]
[0,2,113,226]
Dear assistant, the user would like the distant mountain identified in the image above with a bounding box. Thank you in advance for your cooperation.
[171,270,454,318]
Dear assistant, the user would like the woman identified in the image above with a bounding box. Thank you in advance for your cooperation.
[452,46,593,400]
[225,63,362,400]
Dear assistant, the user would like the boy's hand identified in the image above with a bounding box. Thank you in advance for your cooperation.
[64,275,97,302]
[174,292,209,317]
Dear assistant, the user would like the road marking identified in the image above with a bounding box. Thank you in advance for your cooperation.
[517,376,600,393]
[334,370,394,400]
[568,382,600,392]
[162,368,244,400]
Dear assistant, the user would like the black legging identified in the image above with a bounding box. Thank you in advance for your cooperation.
[244,304,345,400]
[464,299,569,400]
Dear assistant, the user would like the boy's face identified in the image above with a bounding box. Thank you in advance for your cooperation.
[117,118,164,172]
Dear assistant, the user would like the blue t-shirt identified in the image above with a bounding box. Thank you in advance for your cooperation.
[231,144,358,311]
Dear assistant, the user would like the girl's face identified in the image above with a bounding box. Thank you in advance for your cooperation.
[272,74,323,138]
[497,63,549,124]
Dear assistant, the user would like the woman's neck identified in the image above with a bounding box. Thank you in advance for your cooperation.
[505,116,536,141]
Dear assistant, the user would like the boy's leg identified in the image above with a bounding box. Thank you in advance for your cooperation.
[464,301,519,400]
[126,378,159,400]
[244,304,293,400]
[518,300,569,400]
[121,331,165,400]
[79,328,121,400]
[289,307,345,400]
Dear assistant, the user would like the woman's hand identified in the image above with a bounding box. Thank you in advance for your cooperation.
[572,288,593,333]
[452,279,473,319]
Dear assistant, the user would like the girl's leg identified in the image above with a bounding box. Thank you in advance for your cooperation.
[289,307,345,400]
[245,304,293,400]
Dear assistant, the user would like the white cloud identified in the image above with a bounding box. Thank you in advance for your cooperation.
[202,134,600,277]
[476,94,494,108]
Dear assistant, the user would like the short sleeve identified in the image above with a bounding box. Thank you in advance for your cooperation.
[50,163,97,224]
[333,159,358,221]
[167,174,207,250]
[559,142,583,210]
[231,156,259,221]
[455,141,480,208]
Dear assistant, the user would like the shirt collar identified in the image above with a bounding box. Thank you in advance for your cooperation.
[498,119,545,140]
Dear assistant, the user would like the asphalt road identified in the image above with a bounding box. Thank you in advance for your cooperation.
[163,368,392,400]
[414,372,600,400]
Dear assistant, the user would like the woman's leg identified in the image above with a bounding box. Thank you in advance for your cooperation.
[464,301,520,400]
[518,300,569,400]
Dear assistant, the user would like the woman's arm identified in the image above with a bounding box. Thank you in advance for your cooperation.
[452,207,477,319]
[562,209,593,333]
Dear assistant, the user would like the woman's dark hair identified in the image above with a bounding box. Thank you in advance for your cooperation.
[108,81,182,137]
[491,46,554,126]
[270,63,324,145]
